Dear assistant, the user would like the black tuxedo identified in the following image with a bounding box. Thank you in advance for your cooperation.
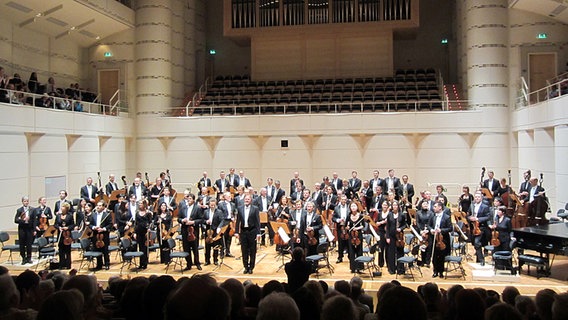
[400,183,415,205]
[427,213,452,275]
[265,185,276,204]
[55,212,75,268]
[236,176,252,188]
[331,178,343,193]
[32,206,53,233]
[128,184,148,201]
[219,200,236,255]
[236,204,261,271]
[198,177,213,189]
[227,174,238,187]
[494,216,512,251]
[88,209,113,269]
[332,204,350,260]
[290,178,304,194]
[54,199,74,215]
[468,202,491,264]
[348,178,362,192]
[159,195,177,213]
[301,211,322,256]
[81,184,100,203]
[273,188,285,205]
[519,180,531,201]
[15,206,34,262]
[386,211,407,274]
[105,181,119,196]
[483,178,500,195]
[384,176,401,195]
[320,193,337,212]
[311,190,323,210]
[253,196,273,245]
[215,178,229,196]
[369,178,385,194]
[178,200,203,267]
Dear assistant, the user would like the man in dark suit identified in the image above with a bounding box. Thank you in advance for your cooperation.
[215,171,229,201]
[14,196,34,264]
[227,168,238,187]
[332,195,350,263]
[198,171,213,195]
[331,172,343,193]
[178,191,203,270]
[428,201,452,278]
[482,170,500,197]
[89,201,113,270]
[311,183,324,210]
[319,185,337,213]
[105,174,120,196]
[400,175,415,209]
[54,190,74,215]
[218,192,236,257]
[159,187,177,213]
[360,180,373,213]
[369,170,385,196]
[301,201,323,256]
[32,196,53,238]
[289,200,306,250]
[265,177,277,206]
[253,188,273,246]
[467,192,491,265]
[128,177,148,202]
[368,185,386,215]
[236,170,252,188]
[290,171,304,195]
[235,194,261,274]
[518,170,532,202]
[384,169,401,197]
[348,170,362,192]
[80,177,100,204]
[273,180,286,205]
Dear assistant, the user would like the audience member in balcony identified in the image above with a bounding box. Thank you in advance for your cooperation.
[0,66,8,88]
[36,93,53,108]
[8,73,23,91]
[46,77,58,96]
[28,72,39,94]
[6,83,23,105]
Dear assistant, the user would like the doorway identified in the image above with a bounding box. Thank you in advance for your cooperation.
[98,69,120,105]
[528,53,556,102]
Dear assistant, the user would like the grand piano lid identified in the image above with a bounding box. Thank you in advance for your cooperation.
[514,222,568,239]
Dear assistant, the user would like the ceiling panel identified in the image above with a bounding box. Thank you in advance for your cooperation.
[509,0,568,25]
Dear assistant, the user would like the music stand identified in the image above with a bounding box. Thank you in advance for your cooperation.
[213,225,233,271]
[271,222,291,272]
[259,212,269,247]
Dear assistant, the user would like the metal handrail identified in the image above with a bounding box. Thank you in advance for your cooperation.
[184,77,210,116]
[518,77,568,108]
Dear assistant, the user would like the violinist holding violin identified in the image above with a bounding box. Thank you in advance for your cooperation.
[467,192,490,266]
[490,206,513,252]
[55,202,74,269]
[347,202,366,274]
[178,191,203,270]
[134,200,153,270]
[89,201,112,270]
[416,200,434,268]
[428,201,451,278]
[386,201,407,275]
[332,195,350,264]
[289,200,306,250]
[375,200,390,269]
[33,197,53,238]
[155,202,172,264]
[301,201,322,256]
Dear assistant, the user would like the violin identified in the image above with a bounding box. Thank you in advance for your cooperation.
[38,216,48,231]
[95,233,105,248]
[340,224,349,240]
[395,230,405,248]
[472,220,481,236]
[307,229,317,246]
[291,228,301,244]
[62,230,72,246]
[205,229,214,244]
[350,229,361,246]
[435,231,446,250]
[187,225,196,242]
[491,222,500,246]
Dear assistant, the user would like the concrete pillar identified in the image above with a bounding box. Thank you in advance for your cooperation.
[465,0,508,108]
[171,0,185,107]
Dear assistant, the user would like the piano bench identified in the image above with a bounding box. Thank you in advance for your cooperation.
[518,254,550,278]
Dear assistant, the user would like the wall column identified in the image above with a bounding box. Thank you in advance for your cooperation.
[465,0,508,108]
[135,0,173,116]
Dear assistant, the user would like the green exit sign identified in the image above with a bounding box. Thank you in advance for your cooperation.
[537,33,547,39]
[441,38,448,44]
[209,49,217,55]
[104,52,113,57]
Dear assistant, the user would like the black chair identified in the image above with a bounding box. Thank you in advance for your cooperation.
[444,235,467,280]
[78,238,102,271]
[0,231,20,264]
[120,238,144,274]
[306,242,333,277]
[355,234,380,279]
[165,238,189,274]
[397,234,422,281]
[35,236,56,271]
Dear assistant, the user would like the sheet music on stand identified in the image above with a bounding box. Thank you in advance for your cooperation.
[278,227,290,243]
[323,225,335,242]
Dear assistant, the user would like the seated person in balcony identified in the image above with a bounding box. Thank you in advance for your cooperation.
[46,77,58,96]
[28,72,39,94]
[6,83,23,105]
[8,73,23,91]
[0,66,8,89]
[36,93,53,108]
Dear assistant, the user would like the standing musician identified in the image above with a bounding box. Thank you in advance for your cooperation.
[235,194,261,274]
[115,200,130,237]
[290,171,304,195]
[219,192,236,257]
[518,170,532,202]
[482,170,500,198]
[159,171,171,188]
[33,197,53,238]
[331,172,343,193]
[215,171,229,200]
[54,190,74,215]
[348,170,362,193]
[275,196,291,221]
[375,201,390,269]
[359,180,373,212]
[89,201,112,270]
[105,174,120,210]
[332,195,350,263]
[149,177,166,205]
[289,200,306,250]
[490,206,513,252]
[400,175,415,210]
[435,185,448,207]
[15,196,34,265]
[416,200,434,267]
[291,181,304,202]
[467,192,490,266]
[177,191,203,270]
[311,183,324,210]
[342,178,356,200]
[155,202,172,264]
[384,169,401,198]
[301,201,322,256]
[458,186,474,214]
[227,168,238,188]
[55,202,74,269]
[134,200,153,270]
[347,202,366,273]
[495,178,509,199]
[198,171,213,195]
[81,177,100,205]
[254,188,274,246]
[203,199,222,266]
[234,186,246,208]
[273,180,286,205]
[300,189,312,208]
[369,170,385,195]
[368,186,386,216]
[386,201,407,275]
[159,187,177,214]
[428,201,452,278]
[265,177,276,205]
[74,198,87,232]
[128,178,148,202]
[320,185,337,214]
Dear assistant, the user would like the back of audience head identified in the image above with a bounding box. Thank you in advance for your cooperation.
[37,289,84,320]
[245,283,262,308]
[292,286,320,320]
[220,278,245,319]
[377,285,427,320]
[321,294,358,320]
[257,292,300,320]
[292,246,305,261]
[165,276,230,320]
[375,282,397,313]
[535,288,557,320]
[503,286,521,306]
[485,303,523,320]
[455,289,486,320]
[143,275,176,320]
[262,279,285,298]
[552,292,568,320]
[15,270,40,308]
[303,280,324,307]
[0,272,19,311]
[515,295,537,320]
[334,280,351,297]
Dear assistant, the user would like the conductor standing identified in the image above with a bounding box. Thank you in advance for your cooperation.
[235,194,261,274]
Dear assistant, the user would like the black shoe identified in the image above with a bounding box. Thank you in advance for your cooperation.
[432,273,438,278]
[270,240,274,246]
[226,253,234,258]
[184,266,192,271]
[438,274,444,279]
[214,261,219,266]
[249,269,253,274]
[480,261,485,266]
[243,269,249,274]
[21,259,26,265]
[196,265,202,271]
[336,258,343,263]
[356,269,364,274]
[105,266,110,270]
[204,262,211,266]
[95,266,103,271]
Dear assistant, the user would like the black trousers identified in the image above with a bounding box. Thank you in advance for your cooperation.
[348,241,363,272]
[420,240,432,265]
[182,234,200,267]
[432,245,448,275]
[377,233,387,268]
[473,228,487,263]
[92,238,110,268]
[240,229,258,270]
[205,238,221,263]
[386,240,405,274]
[260,222,275,245]
[58,242,72,268]
[137,232,148,267]
[18,227,33,260]
[337,237,349,260]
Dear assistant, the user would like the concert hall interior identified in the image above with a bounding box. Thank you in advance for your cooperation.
[1,0,568,316]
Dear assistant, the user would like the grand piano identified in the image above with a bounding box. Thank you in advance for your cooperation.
[513,222,568,277]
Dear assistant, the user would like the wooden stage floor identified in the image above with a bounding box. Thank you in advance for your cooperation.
[3,239,568,296]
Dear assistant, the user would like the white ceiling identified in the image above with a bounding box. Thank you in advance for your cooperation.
[0,0,133,47]
[509,0,568,25]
